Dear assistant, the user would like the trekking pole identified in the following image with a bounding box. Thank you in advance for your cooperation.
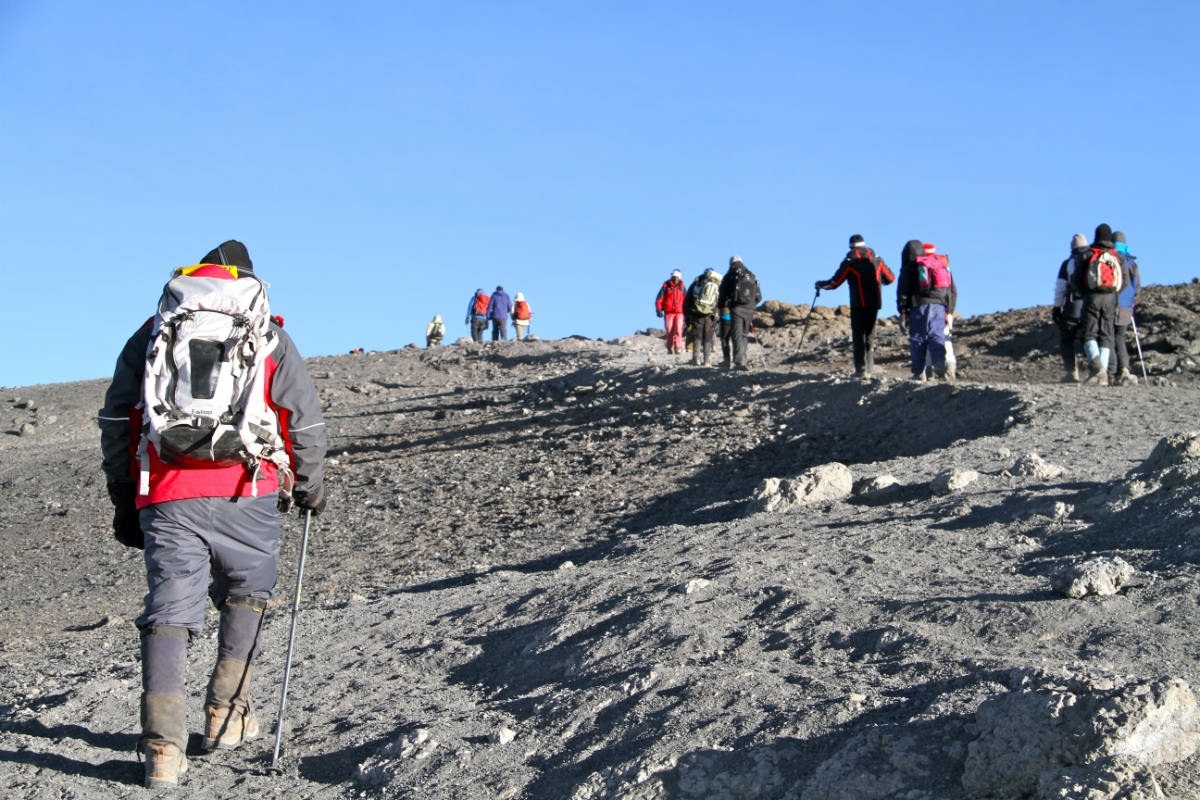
[1130,313,1149,384]
[270,508,313,773]
[796,288,820,353]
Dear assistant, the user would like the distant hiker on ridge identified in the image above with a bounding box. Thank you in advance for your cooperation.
[426,314,445,347]
[717,255,762,371]
[97,240,327,788]
[1072,223,1131,385]
[512,292,533,340]
[815,234,895,379]
[897,241,957,381]
[1053,233,1088,382]
[466,288,490,343]
[488,285,512,341]
[655,269,687,355]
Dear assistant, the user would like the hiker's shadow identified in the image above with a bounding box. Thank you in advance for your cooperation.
[0,720,140,784]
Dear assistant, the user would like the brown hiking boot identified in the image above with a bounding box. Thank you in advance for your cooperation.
[142,741,187,788]
[204,704,260,751]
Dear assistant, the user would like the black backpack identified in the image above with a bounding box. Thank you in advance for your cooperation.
[734,266,760,306]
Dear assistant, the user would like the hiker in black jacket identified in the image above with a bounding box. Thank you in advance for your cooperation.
[816,234,895,379]
[717,255,762,371]
[1072,223,1131,385]
[1053,234,1088,382]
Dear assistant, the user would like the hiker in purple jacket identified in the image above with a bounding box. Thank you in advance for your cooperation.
[488,286,512,341]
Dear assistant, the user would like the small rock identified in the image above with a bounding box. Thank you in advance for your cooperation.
[931,469,980,495]
[1051,556,1135,599]
[678,578,711,595]
[492,727,517,745]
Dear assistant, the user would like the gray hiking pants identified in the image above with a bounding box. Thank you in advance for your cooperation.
[137,495,280,637]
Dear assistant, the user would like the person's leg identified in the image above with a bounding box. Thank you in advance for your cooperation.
[849,308,867,374]
[731,310,751,368]
[701,318,715,365]
[925,305,948,376]
[908,306,931,379]
[137,500,214,786]
[205,495,279,751]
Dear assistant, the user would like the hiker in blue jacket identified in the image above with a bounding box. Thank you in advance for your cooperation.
[1110,230,1142,385]
[488,285,512,341]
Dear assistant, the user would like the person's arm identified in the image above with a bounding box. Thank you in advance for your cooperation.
[270,328,328,508]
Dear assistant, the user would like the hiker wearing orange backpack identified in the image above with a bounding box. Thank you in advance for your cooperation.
[512,292,533,340]
[1071,224,1131,385]
[465,288,490,343]
[897,242,957,381]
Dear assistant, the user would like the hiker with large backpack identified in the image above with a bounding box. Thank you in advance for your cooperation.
[1053,234,1089,382]
[465,288,490,343]
[488,285,512,341]
[685,268,722,366]
[97,240,328,789]
[896,241,957,381]
[1072,223,1131,385]
[717,255,762,370]
[815,234,895,379]
[425,314,445,347]
[655,269,688,354]
[512,292,533,340]
[1110,230,1142,385]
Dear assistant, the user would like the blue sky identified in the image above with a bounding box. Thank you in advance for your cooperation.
[3,1,1197,386]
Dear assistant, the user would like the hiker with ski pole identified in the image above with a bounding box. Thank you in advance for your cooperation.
[98,240,328,789]
[1110,231,1143,385]
[813,234,895,379]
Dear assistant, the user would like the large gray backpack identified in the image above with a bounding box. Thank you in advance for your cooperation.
[138,266,289,495]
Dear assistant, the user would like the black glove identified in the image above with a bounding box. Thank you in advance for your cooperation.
[656,310,664,318]
[1051,306,1063,324]
[277,492,294,514]
[897,314,909,336]
[814,280,826,292]
[107,480,144,549]
[293,483,327,516]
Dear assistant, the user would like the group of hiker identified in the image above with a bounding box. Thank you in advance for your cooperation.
[1054,224,1142,385]
[449,286,534,345]
[655,255,763,370]
[657,236,956,381]
[668,226,1143,386]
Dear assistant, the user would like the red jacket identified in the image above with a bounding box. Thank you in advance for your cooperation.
[655,278,687,315]
[99,266,326,508]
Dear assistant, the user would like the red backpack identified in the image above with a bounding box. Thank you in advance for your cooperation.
[1085,247,1124,293]
[514,300,531,321]
[473,292,490,315]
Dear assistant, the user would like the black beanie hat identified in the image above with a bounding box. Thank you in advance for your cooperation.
[201,240,254,275]
[849,234,864,247]
[1113,230,1127,244]
[1093,224,1113,244]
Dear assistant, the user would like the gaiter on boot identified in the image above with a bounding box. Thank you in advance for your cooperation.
[204,595,266,750]
[140,625,189,751]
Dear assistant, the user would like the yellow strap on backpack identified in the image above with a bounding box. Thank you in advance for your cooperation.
[174,263,240,279]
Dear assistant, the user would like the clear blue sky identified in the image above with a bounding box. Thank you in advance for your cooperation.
[3,1,1197,387]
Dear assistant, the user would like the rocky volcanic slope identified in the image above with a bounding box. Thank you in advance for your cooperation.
[2,284,1200,799]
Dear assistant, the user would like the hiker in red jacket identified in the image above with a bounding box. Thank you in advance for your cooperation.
[816,234,895,379]
[98,240,327,788]
[655,269,688,354]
